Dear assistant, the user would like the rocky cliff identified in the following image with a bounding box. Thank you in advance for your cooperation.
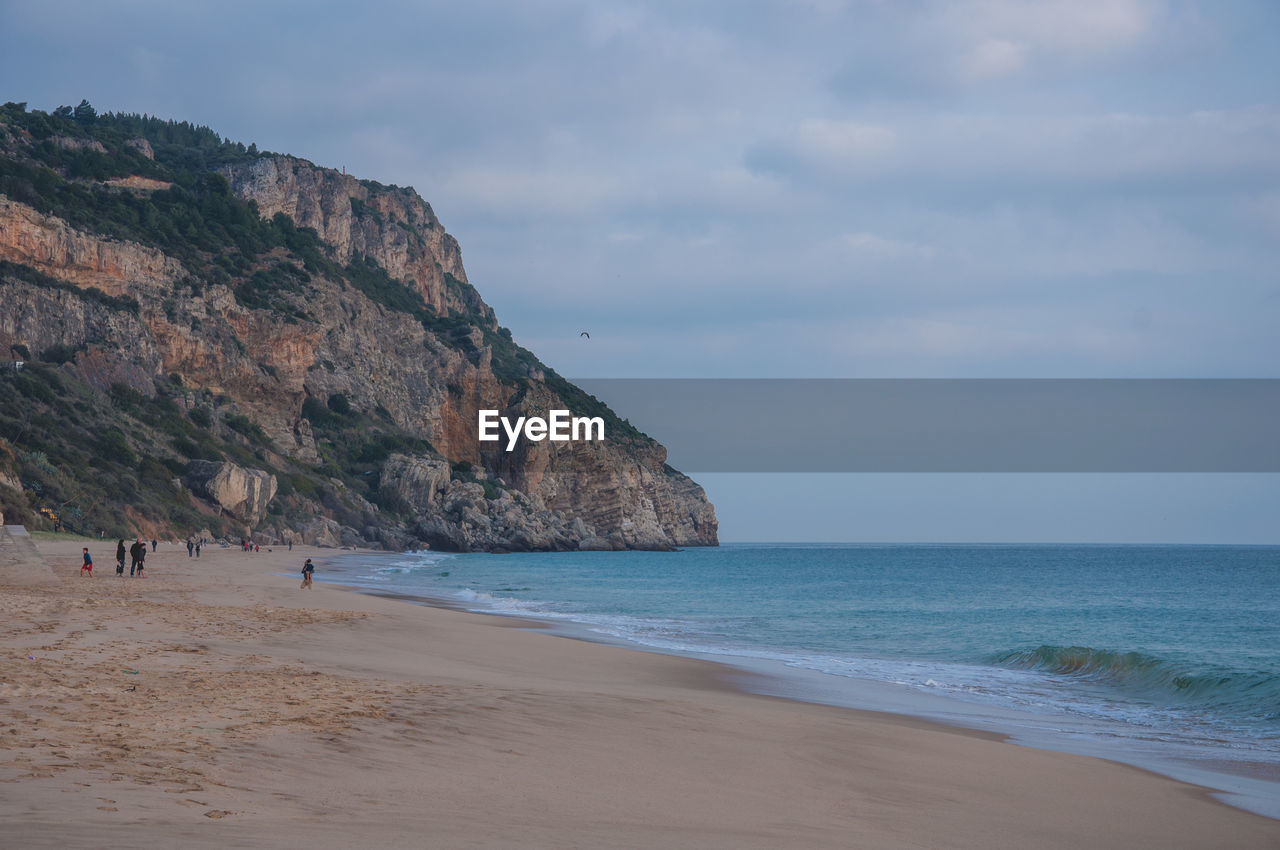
[218,158,478,319]
[0,103,717,550]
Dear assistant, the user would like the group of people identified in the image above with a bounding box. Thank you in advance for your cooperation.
[81,538,151,577]
[78,537,317,590]
[122,538,149,576]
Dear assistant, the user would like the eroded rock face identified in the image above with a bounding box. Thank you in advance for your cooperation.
[380,454,452,513]
[483,386,719,548]
[376,450,715,551]
[220,157,480,319]
[0,197,183,298]
[380,453,582,551]
[0,277,161,392]
[184,460,277,524]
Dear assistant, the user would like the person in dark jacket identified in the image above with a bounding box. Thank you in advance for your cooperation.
[116,539,126,576]
[129,539,144,576]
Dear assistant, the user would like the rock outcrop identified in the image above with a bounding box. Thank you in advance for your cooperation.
[220,158,480,318]
[0,196,184,298]
[184,460,278,524]
[380,453,582,551]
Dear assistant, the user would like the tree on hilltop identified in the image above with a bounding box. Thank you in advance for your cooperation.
[73,99,97,124]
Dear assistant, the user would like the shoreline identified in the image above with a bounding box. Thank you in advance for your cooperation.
[321,550,1280,822]
[2,536,1278,848]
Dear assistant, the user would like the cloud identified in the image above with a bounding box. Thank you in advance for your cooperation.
[830,0,1165,98]
[836,232,937,263]
[825,311,1148,363]
[786,119,896,164]
[959,38,1030,82]
[607,231,645,243]
[1238,192,1280,233]
[584,5,645,45]
[439,166,623,217]
[750,106,1280,186]
[950,0,1157,56]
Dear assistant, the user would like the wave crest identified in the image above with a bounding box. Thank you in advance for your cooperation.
[991,644,1279,720]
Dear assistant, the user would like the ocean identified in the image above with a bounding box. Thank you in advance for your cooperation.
[322,543,1280,816]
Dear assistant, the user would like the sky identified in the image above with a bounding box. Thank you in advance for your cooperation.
[3,0,1278,541]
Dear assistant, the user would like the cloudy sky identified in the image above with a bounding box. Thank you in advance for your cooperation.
[4,0,1277,541]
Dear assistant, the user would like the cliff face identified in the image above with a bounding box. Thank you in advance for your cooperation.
[0,196,182,297]
[219,158,480,319]
[0,105,717,550]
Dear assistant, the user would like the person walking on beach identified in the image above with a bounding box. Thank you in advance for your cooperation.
[187,538,194,557]
[115,539,126,576]
[136,542,146,578]
[129,539,143,576]
[301,558,314,589]
[151,539,157,553]
[80,547,93,577]
[194,541,201,558]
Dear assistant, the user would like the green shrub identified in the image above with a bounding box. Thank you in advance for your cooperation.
[224,413,266,444]
[171,436,198,457]
[39,343,81,365]
[13,372,54,403]
[93,429,135,466]
[288,473,317,497]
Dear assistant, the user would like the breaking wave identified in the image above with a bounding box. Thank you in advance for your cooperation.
[992,645,1280,721]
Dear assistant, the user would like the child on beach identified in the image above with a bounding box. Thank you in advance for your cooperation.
[80,548,93,577]
[301,558,314,589]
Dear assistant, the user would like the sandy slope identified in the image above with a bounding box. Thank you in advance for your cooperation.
[1,537,1276,849]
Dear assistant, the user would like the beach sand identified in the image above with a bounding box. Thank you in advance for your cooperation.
[2,537,1277,849]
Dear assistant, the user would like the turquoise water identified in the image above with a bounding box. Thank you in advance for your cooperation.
[327,543,1280,799]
